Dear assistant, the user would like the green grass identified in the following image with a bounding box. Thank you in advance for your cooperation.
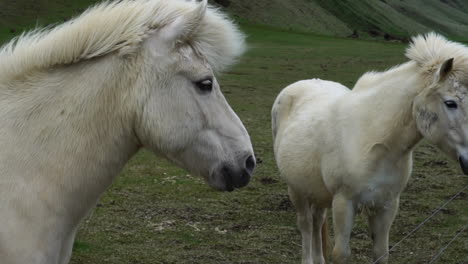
[0,0,100,43]
[0,3,467,264]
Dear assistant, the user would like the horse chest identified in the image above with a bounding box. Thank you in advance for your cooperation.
[357,158,411,207]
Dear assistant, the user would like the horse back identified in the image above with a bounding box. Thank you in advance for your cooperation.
[272,79,349,142]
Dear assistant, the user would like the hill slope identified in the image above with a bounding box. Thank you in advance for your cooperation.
[1,0,468,42]
[214,0,468,40]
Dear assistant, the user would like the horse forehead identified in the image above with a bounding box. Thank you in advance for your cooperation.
[183,43,212,61]
[449,79,468,96]
[177,46,211,71]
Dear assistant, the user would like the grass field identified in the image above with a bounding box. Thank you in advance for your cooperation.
[0,3,467,264]
[0,0,100,42]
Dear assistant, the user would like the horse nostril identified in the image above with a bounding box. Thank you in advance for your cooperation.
[245,155,256,173]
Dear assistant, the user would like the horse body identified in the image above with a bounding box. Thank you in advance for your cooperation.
[0,56,139,264]
[274,69,419,203]
[273,70,418,264]
[0,1,254,263]
[273,34,468,264]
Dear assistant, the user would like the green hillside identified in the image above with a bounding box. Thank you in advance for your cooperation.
[215,0,353,37]
[1,0,468,42]
[315,0,468,40]
[213,0,468,40]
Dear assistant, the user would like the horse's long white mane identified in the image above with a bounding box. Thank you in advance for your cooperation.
[406,32,468,78]
[0,0,245,79]
[354,33,468,91]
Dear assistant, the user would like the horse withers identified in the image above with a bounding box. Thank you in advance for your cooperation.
[0,0,255,263]
[272,33,468,264]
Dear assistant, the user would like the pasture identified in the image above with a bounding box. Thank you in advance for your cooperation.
[69,25,467,263]
[1,9,466,264]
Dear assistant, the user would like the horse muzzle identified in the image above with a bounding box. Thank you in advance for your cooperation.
[458,155,468,175]
[216,155,256,192]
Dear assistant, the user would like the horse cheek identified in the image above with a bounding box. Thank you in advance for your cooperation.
[415,106,439,139]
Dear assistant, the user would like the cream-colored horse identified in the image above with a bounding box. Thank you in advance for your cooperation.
[272,33,468,264]
[0,1,255,263]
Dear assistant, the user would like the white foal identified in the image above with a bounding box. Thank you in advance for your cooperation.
[273,33,468,264]
[0,1,255,263]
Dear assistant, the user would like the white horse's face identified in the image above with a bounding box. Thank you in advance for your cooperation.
[414,58,468,174]
[135,4,255,191]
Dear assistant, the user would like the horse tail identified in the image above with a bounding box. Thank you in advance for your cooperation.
[322,214,330,262]
[271,89,294,143]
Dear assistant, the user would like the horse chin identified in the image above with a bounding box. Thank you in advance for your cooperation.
[207,171,235,192]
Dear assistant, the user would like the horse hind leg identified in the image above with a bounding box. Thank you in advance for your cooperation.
[311,207,327,264]
[289,187,314,264]
[331,193,356,264]
[368,198,399,264]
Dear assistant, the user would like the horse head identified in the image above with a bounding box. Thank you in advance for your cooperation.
[133,0,255,191]
[410,33,468,174]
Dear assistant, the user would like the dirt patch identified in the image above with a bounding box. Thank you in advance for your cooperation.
[439,208,457,215]
[423,160,448,167]
[446,191,468,200]
[261,194,294,212]
[229,224,258,232]
[259,177,278,185]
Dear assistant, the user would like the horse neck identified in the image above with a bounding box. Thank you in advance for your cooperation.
[351,62,425,155]
[2,55,140,222]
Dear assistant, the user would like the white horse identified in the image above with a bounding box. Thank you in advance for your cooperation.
[272,33,468,264]
[0,1,255,263]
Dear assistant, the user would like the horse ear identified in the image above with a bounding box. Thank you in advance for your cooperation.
[437,58,454,82]
[159,0,207,44]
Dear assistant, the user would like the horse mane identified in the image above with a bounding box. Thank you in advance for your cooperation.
[0,0,245,79]
[352,62,416,91]
[354,33,468,91]
[406,32,468,79]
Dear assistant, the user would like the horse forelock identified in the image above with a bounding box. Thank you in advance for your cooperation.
[406,32,468,82]
[0,0,245,80]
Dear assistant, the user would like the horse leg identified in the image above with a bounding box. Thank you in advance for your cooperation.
[331,194,355,264]
[289,187,314,264]
[368,198,399,264]
[311,207,327,264]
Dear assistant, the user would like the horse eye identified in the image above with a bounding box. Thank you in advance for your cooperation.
[444,100,458,109]
[195,79,213,93]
